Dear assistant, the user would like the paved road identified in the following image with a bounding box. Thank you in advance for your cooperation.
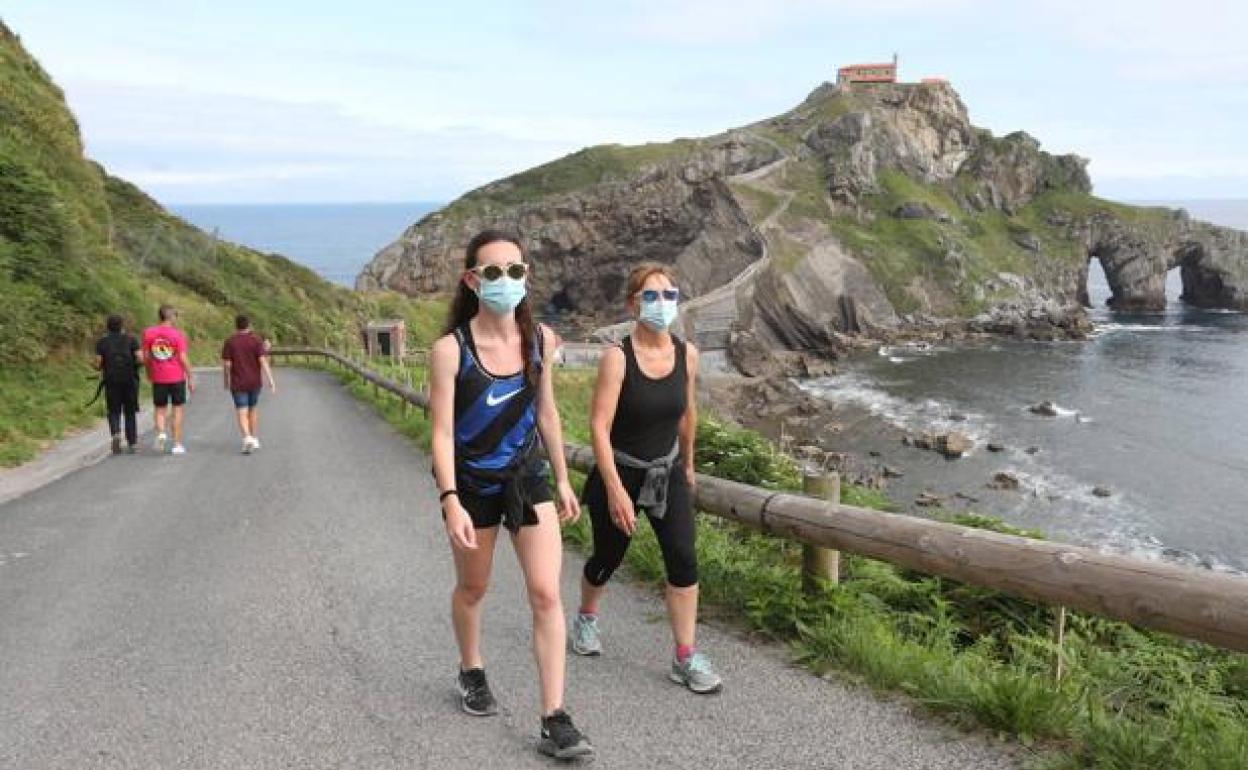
[0,369,1021,769]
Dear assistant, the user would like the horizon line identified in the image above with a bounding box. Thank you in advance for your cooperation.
[164,197,1248,208]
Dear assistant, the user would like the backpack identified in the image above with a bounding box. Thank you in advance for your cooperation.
[100,333,138,385]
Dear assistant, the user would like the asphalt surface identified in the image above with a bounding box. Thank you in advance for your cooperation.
[0,368,1022,769]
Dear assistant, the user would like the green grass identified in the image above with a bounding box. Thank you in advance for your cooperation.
[806,167,1131,316]
[776,86,863,135]
[1023,189,1173,229]
[0,360,99,465]
[444,140,702,217]
[318,355,1248,769]
[728,181,784,223]
[878,169,961,218]
[768,231,809,274]
[748,125,804,155]
[778,160,830,222]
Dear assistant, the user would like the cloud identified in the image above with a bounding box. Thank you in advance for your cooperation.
[122,164,344,187]
[1025,0,1248,82]
[18,0,1247,202]
[561,0,976,44]
[60,80,577,202]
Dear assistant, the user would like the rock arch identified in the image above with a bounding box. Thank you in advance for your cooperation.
[1079,213,1248,311]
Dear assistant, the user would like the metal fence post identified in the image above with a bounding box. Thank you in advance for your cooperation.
[802,471,841,593]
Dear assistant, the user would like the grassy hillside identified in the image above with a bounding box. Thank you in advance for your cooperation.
[0,21,423,464]
[432,139,706,226]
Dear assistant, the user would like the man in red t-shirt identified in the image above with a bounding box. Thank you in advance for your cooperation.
[221,314,277,454]
[142,304,194,454]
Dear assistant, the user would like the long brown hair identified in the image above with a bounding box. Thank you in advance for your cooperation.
[444,229,540,386]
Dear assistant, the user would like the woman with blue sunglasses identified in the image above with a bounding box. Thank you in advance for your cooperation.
[570,262,722,694]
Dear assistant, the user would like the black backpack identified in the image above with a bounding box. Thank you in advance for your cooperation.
[100,333,139,385]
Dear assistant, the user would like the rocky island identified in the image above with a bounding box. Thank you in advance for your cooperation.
[358,76,1248,372]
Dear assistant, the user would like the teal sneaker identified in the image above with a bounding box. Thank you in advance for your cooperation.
[569,613,602,656]
[670,651,722,694]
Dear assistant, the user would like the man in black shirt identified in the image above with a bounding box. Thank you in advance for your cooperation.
[94,314,142,454]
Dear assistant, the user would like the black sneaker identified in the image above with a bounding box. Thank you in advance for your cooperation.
[456,667,498,716]
[539,709,594,760]
[111,435,122,454]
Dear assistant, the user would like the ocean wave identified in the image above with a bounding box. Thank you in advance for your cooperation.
[1091,322,1214,335]
[986,462,1243,575]
[1082,524,1245,575]
[803,369,1243,576]
[877,341,947,359]
[1023,402,1086,419]
[798,372,992,447]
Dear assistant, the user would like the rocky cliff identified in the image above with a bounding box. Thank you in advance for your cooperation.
[358,80,1248,356]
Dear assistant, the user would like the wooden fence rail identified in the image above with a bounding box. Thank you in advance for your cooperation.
[273,347,1248,653]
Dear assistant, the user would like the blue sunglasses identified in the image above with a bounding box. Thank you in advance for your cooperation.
[638,288,680,302]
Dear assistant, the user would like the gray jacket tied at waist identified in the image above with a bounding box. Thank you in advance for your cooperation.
[609,441,681,520]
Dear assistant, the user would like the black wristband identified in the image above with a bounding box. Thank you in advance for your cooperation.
[439,489,458,503]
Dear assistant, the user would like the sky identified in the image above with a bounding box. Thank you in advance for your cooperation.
[4,0,1247,204]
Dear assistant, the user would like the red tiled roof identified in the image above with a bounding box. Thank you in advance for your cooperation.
[838,62,895,71]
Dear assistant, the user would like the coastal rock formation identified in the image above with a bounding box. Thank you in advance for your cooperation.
[357,138,775,331]
[1075,212,1248,311]
[359,79,1248,357]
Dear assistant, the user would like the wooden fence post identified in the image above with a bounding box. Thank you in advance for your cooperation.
[801,471,840,593]
[1052,605,1068,684]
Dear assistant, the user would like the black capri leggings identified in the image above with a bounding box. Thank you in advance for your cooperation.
[581,462,698,588]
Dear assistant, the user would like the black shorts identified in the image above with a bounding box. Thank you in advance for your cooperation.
[459,474,553,529]
[152,381,187,407]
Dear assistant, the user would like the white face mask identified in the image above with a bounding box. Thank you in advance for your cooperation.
[639,297,679,331]
[475,275,527,314]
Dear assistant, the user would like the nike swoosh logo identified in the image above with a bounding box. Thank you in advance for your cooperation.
[485,388,523,407]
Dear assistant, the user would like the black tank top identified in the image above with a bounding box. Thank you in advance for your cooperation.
[609,335,687,461]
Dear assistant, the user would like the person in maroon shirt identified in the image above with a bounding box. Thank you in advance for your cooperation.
[221,314,277,454]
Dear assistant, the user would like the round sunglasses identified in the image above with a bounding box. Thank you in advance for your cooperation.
[470,262,528,281]
[638,288,680,302]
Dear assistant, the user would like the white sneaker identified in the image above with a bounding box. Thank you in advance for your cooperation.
[241,437,253,454]
[171,444,187,455]
[249,437,261,451]
[155,433,168,453]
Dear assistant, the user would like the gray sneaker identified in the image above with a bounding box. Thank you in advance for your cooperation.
[670,652,722,694]
[569,613,602,656]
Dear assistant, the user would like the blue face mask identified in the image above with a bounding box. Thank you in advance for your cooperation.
[476,275,527,314]
[639,298,679,331]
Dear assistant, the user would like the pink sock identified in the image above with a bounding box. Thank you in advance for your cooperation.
[578,608,597,618]
[676,644,695,662]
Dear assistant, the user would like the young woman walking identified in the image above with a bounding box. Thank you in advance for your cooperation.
[570,262,722,694]
[428,230,593,759]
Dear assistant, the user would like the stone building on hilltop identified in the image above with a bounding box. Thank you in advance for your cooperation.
[836,54,898,86]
